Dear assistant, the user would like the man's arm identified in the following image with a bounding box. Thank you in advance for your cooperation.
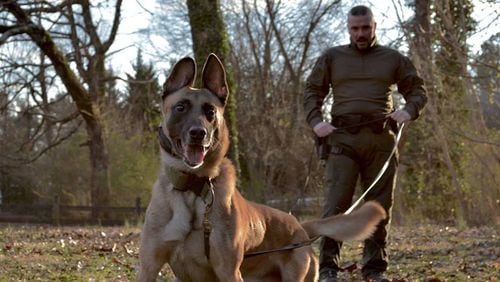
[396,56,428,121]
[303,52,334,136]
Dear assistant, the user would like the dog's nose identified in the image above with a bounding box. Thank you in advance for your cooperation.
[189,127,207,141]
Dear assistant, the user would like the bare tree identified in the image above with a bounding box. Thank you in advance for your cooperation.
[0,0,123,216]
[226,0,344,203]
[264,0,341,137]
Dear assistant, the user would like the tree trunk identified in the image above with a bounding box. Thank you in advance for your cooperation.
[411,0,467,225]
[186,0,242,182]
[87,120,110,216]
[86,54,111,217]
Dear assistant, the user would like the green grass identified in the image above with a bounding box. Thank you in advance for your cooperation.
[0,224,497,281]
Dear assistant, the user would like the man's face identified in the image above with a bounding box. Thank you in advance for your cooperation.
[348,14,376,50]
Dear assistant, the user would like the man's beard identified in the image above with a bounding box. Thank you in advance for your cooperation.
[353,36,375,50]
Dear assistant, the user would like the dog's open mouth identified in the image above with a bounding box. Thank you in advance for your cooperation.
[182,143,208,168]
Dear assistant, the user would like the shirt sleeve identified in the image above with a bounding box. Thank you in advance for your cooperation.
[303,52,331,128]
[396,55,428,120]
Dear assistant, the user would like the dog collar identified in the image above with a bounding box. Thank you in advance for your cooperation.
[158,127,213,198]
[164,165,213,199]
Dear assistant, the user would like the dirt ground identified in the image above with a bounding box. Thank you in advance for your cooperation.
[335,225,498,281]
[0,223,497,281]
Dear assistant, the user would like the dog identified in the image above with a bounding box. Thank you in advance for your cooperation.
[137,54,386,282]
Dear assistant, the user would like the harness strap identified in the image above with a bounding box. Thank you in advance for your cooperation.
[202,182,215,259]
[244,235,320,259]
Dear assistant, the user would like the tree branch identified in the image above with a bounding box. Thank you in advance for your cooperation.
[65,1,88,81]
[265,0,297,81]
[0,24,31,44]
[1,0,97,124]
[80,0,102,49]
[102,0,123,51]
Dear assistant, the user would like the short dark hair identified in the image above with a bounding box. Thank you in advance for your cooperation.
[348,5,373,17]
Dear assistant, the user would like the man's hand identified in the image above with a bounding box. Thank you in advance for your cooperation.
[389,110,411,124]
[313,121,336,137]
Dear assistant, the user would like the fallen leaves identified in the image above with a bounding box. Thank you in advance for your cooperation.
[0,224,497,281]
[0,224,161,280]
[317,224,498,281]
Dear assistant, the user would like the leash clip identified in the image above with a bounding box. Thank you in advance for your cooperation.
[202,179,215,208]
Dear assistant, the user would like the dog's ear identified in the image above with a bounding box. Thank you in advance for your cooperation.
[202,53,228,105]
[163,57,196,99]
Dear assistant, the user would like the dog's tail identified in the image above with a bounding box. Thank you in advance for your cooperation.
[301,201,386,241]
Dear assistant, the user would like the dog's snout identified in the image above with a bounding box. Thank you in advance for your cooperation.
[189,127,207,141]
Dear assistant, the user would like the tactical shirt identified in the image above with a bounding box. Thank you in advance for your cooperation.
[303,41,427,128]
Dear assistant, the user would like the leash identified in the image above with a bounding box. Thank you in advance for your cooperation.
[160,120,404,260]
[244,119,405,259]
[244,235,321,258]
[344,122,405,215]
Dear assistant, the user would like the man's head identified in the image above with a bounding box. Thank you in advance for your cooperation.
[347,5,376,50]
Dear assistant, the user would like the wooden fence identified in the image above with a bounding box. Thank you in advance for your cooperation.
[0,196,323,226]
[0,196,146,226]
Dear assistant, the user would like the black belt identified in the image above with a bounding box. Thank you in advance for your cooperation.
[331,114,389,134]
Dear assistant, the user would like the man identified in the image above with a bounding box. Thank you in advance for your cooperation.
[303,5,427,282]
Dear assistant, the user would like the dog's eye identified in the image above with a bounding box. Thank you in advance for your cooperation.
[175,103,186,112]
[204,105,215,120]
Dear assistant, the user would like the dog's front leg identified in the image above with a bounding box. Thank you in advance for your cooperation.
[211,255,244,282]
[209,236,245,282]
[137,239,169,282]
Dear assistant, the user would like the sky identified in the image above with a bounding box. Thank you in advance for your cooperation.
[108,0,157,77]
[109,0,499,87]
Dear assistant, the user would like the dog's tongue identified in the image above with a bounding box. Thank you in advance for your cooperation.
[184,145,206,167]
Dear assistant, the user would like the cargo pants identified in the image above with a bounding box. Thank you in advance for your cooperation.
[319,125,398,276]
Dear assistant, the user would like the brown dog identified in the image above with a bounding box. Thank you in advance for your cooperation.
[137,54,386,282]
